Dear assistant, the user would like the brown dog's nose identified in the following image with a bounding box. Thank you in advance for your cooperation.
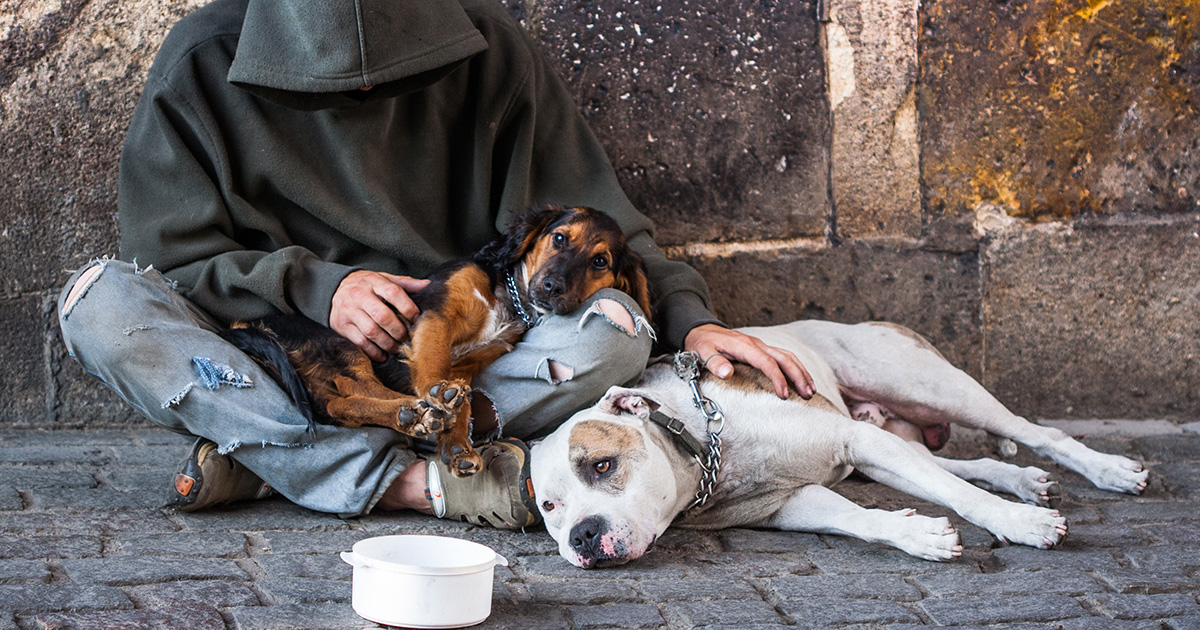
[541,275,564,297]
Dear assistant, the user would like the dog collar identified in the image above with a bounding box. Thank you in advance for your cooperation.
[647,351,727,512]
[505,270,537,327]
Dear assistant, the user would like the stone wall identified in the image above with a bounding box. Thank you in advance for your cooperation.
[2,0,1197,426]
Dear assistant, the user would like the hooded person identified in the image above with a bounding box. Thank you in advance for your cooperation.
[58,0,813,523]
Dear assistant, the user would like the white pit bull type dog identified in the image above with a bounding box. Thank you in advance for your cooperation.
[531,320,1149,569]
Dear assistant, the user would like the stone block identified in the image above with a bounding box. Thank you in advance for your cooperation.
[805,545,978,575]
[1087,593,1200,620]
[1093,569,1199,596]
[257,578,350,605]
[513,553,690,580]
[919,594,1086,625]
[667,599,785,627]
[0,584,130,613]
[529,0,829,245]
[29,606,228,630]
[61,556,248,586]
[0,559,50,584]
[115,532,248,557]
[919,0,1200,219]
[0,535,102,560]
[517,581,639,606]
[1136,434,1200,464]
[634,577,762,602]
[680,240,982,376]
[768,574,922,602]
[126,580,260,608]
[227,603,377,630]
[826,0,921,238]
[691,551,813,578]
[779,598,921,626]
[28,487,163,510]
[255,554,349,581]
[0,295,47,423]
[567,603,664,629]
[914,569,1101,597]
[717,528,816,554]
[172,498,351,532]
[982,218,1200,418]
[990,546,1120,572]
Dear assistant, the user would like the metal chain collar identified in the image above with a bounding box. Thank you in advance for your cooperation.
[673,351,725,511]
[506,270,537,327]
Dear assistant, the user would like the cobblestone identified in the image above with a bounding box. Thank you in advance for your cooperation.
[0,425,1197,629]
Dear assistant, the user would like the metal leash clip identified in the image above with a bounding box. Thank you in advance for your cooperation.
[673,351,725,509]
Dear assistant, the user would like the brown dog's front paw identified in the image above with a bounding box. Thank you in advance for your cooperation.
[441,441,482,477]
[425,380,469,413]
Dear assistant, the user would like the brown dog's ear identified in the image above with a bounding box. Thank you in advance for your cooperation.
[475,205,570,270]
[613,250,652,318]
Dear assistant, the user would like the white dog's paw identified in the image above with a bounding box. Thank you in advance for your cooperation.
[1083,453,1148,495]
[888,510,962,562]
[985,503,1067,549]
[1012,466,1062,508]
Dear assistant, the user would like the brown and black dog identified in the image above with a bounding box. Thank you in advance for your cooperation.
[222,205,650,477]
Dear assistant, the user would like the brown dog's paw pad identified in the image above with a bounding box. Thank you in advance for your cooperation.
[441,443,481,477]
[423,380,470,414]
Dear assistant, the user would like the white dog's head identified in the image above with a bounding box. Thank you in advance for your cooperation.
[530,386,687,569]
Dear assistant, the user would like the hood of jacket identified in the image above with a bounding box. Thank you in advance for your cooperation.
[227,0,488,109]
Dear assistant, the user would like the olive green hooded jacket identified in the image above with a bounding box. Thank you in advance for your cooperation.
[118,0,721,349]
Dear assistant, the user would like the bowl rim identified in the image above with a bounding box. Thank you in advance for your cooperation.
[347,534,504,575]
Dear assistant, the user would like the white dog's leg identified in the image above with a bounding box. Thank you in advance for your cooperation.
[926,455,1062,507]
[883,420,1062,507]
[843,422,1067,549]
[762,485,962,561]
[774,321,1148,495]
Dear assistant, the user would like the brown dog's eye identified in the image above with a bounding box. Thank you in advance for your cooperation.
[593,459,612,475]
[541,500,555,512]
[552,233,567,248]
[590,255,609,271]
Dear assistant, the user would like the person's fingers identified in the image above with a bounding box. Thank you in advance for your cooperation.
[740,340,790,398]
[763,345,815,399]
[704,353,734,379]
[339,317,387,362]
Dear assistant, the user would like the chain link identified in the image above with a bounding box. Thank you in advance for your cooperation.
[673,351,725,510]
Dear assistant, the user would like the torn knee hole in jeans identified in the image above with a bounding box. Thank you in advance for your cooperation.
[579,298,655,339]
[61,260,107,318]
[537,358,575,385]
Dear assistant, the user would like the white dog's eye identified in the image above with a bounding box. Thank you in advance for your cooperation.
[594,459,612,475]
[541,500,556,512]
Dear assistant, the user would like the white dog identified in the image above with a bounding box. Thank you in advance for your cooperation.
[530,320,1148,569]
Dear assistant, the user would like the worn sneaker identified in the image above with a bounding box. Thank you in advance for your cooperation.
[168,438,274,511]
[426,438,539,529]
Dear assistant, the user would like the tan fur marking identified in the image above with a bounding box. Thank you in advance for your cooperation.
[568,420,644,493]
[869,322,948,361]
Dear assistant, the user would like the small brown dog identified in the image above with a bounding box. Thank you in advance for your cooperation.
[222,205,650,476]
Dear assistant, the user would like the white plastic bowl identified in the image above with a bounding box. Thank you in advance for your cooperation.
[340,535,508,628]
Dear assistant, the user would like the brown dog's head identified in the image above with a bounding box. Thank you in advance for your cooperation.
[476,205,651,317]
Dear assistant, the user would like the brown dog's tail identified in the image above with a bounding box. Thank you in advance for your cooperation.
[220,327,315,432]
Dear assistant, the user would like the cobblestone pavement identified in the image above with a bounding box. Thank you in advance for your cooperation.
[0,421,1197,630]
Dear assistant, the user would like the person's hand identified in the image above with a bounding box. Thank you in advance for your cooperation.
[330,270,429,362]
[683,324,815,400]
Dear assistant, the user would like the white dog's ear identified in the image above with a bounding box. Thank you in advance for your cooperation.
[598,386,659,419]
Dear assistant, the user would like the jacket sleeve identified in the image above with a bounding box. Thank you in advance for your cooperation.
[117,76,355,326]
[493,30,725,350]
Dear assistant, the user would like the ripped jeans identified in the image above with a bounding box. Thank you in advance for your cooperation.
[58,259,653,516]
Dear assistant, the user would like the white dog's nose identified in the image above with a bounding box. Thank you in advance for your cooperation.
[568,515,606,557]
